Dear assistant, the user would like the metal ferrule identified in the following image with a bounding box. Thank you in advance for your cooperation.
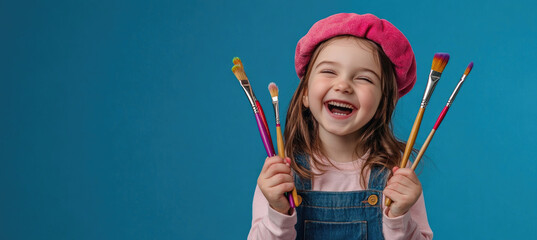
[446,75,467,107]
[240,80,259,113]
[421,70,442,108]
[272,102,280,125]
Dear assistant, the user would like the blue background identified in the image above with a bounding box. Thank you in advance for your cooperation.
[1,0,536,239]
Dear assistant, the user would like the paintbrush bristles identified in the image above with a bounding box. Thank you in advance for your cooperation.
[464,62,474,75]
[231,65,248,81]
[231,57,248,80]
[431,53,450,73]
[233,57,243,68]
[268,82,279,99]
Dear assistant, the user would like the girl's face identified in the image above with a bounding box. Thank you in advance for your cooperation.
[303,37,382,140]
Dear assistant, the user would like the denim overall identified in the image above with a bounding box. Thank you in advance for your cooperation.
[294,155,389,240]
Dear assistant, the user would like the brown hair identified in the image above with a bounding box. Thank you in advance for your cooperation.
[284,36,406,188]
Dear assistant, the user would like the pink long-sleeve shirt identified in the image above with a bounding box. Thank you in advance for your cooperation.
[247,156,433,240]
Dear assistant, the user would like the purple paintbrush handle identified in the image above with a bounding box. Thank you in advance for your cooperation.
[255,113,296,208]
[255,113,275,157]
[289,195,296,208]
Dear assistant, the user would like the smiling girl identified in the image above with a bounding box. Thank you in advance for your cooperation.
[248,13,433,240]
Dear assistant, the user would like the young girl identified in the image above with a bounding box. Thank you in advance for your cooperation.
[248,13,433,239]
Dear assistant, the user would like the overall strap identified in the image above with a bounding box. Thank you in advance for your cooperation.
[368,165,389,191]
[293,155,312,190]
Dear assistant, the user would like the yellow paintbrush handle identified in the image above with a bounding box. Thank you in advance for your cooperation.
[411,129,436,171]
[276,126,285,158]
[401,107,425,168]
[386,107,426,207]
[276,125,302,207]
[292,187,302,206]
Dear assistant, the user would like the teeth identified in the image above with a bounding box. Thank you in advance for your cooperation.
[327,101,354,109]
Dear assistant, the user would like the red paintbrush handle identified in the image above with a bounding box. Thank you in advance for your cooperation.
[433,106,450,130]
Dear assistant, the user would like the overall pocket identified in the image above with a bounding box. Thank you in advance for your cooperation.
[304,220,367,240]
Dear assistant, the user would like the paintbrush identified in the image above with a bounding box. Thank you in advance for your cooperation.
[411,62,473,171]
[231,57,275,157]
[233,58,274,149]
[268,82,302,208]
[386,53,450,206]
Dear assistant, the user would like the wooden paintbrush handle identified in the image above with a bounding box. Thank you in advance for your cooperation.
[401,107,426,168]
[411,129,436,171]
[385,196,393,206]
[275,125,301,207]
[386,107,426,207]
[276,125,285,158]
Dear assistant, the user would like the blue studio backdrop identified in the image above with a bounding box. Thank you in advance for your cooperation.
[1,0,536,239]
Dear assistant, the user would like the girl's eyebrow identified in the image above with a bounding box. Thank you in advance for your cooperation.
[314,60,339,69]
[361,68,381,80]
[315,60,381,80]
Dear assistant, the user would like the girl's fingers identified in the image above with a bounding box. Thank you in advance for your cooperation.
[265,173,294,188]
[386,171,421,196]
[385,167,423,218]
[383,188,399,201]
[387,175,421,195]
[384,187,413,205]
[270,182,295,195]
[260,156,285,174]
[284,157,291,165]
[387,169,420,187]
[264,163,292,179]
[394,168,419,181]
[387,175,416,190]
[265,181,295,202]
[384,184,405,196]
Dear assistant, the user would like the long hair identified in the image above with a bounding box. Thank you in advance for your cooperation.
[284,35,406,188]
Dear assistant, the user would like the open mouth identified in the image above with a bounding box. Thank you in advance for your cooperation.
[326,100,355,116]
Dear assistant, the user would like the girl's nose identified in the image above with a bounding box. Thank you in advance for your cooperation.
[334,78,353,94]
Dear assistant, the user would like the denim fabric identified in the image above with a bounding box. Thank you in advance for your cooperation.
[294,155,388,240]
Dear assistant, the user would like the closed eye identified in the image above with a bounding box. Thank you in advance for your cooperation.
[355,77,373,83]
[320,69,336,75]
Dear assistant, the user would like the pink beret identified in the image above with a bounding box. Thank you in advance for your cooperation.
[295,13,417,98]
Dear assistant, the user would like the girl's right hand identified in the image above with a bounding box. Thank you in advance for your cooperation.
[257,156,295,215]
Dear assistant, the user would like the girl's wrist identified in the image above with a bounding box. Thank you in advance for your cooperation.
[387,209,397,218]
[386,208,406,218]
[271,205,291,215]
[279,207,292,216]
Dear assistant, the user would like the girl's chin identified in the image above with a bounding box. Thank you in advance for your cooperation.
[320,127,361,139]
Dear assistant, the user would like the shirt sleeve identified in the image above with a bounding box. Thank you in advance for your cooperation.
[382,192,433,240]
[247,185,297,240]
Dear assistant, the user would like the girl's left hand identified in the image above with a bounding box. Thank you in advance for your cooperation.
[383,166,422,218]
